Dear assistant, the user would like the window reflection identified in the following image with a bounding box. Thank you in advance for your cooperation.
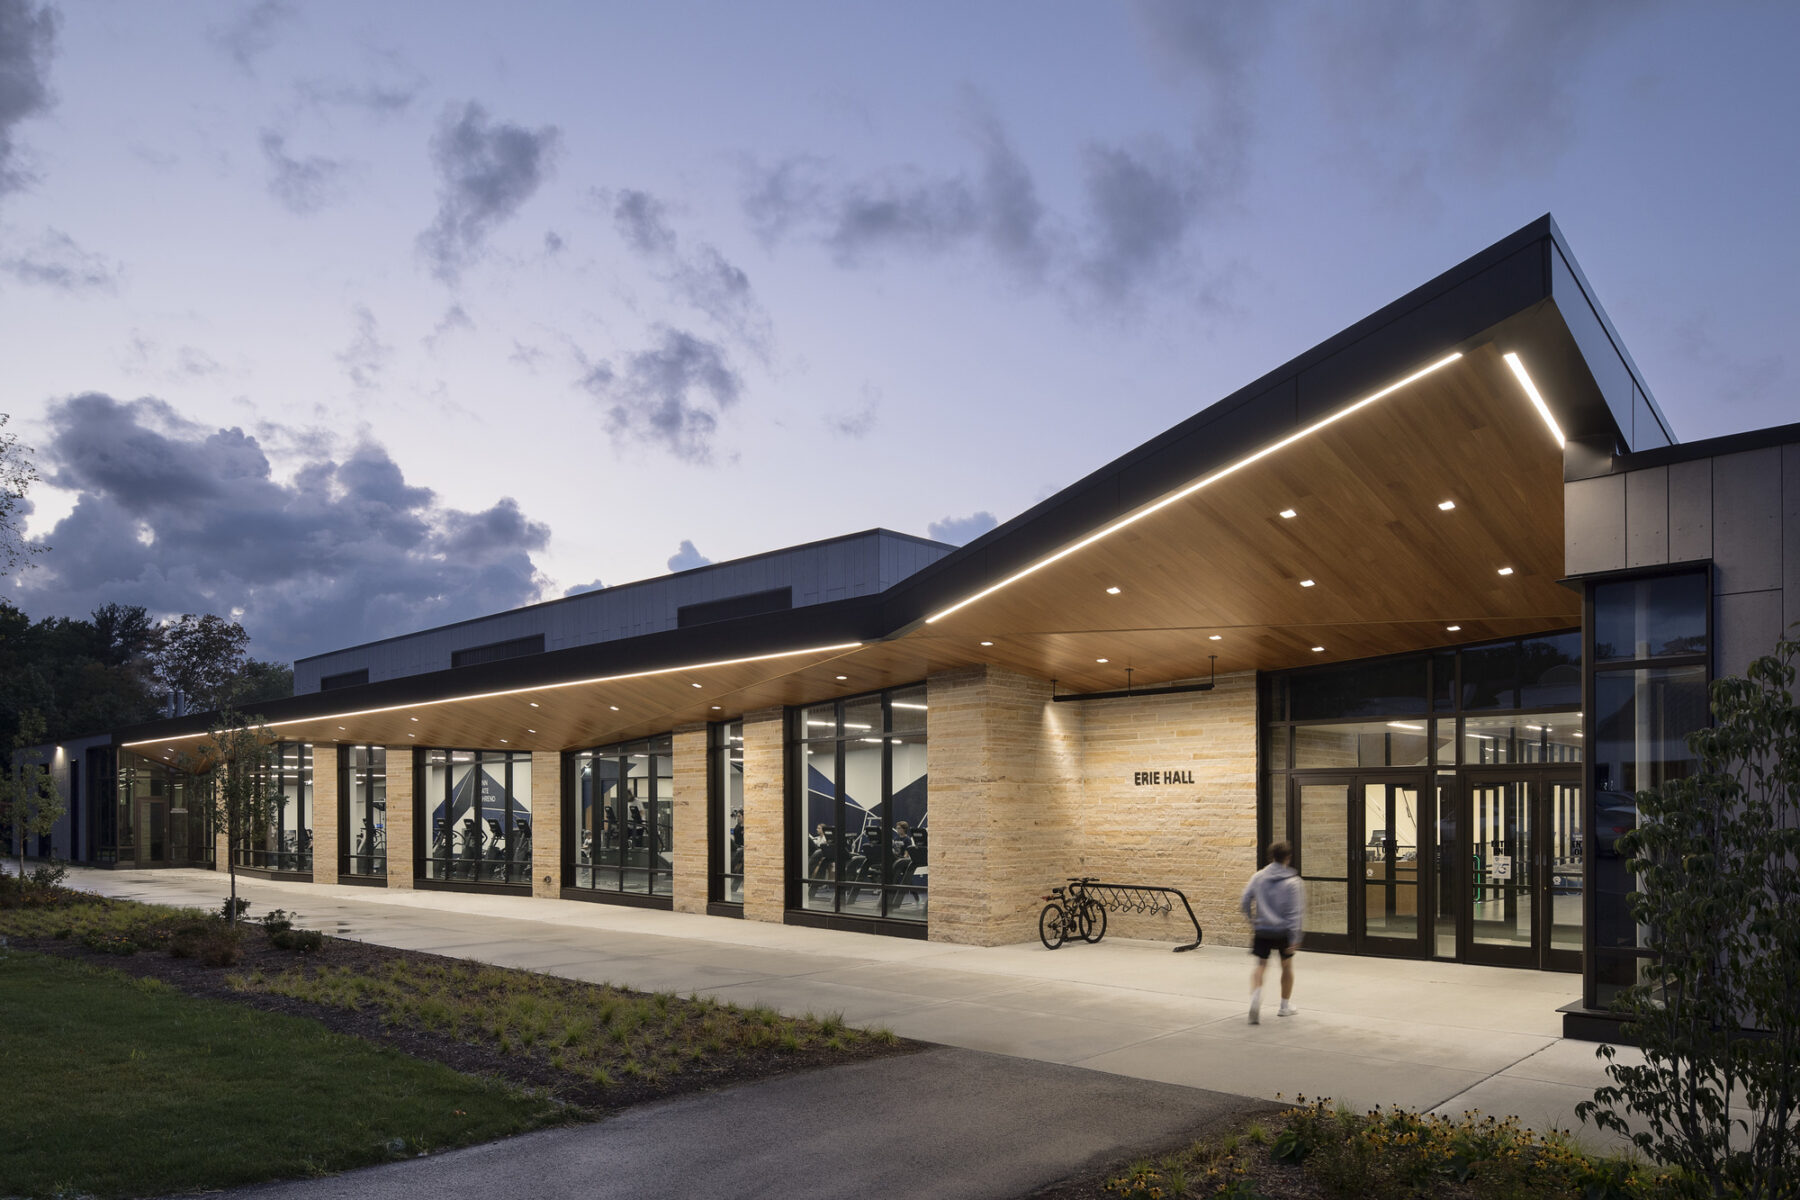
[571,735,673,898]
[422,749,532,885]
[343,746,386,877]
[236,743,312,873]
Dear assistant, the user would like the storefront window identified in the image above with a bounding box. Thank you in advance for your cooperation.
[711,722,744,904]
[237,743,312,873]
[1291,720,1433,769]
[571,735,673,898]
[795,684,928,923]
[342,746,386,878]
[422,749,532,885]
[1460,714,1584,765]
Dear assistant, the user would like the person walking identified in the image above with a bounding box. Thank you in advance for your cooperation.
[1240,840,1303,1024]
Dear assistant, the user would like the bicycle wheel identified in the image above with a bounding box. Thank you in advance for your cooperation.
[1038,903,1068,949]
[1081,899,1107,943]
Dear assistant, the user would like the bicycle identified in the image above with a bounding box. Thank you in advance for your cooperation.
[1038,877,1108,949]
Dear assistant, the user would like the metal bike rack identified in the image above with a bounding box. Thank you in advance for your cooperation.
[1044,877,1205,952]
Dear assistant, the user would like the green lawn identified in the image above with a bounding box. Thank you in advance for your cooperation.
[0,950,568,1200]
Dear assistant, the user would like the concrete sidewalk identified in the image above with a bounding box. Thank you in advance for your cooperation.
[67,866,1634,1152]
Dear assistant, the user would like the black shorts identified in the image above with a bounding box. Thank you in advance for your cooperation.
[1251,934,1296,960]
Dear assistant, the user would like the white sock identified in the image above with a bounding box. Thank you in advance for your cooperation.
[1250,987,1262,1010]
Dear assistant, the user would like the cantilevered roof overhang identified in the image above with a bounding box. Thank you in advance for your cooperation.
[119,215,1666,760]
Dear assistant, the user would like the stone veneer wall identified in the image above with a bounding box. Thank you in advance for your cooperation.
[1069,671,1258,948]
[927,666,1082,946]
[385,746,414,889]
[530,751,560,898]
[312,744,339,884]
[740,709,785,923]
[928,665,1258,948]
[671,726,709,913]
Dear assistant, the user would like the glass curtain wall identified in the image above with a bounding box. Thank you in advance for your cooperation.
[237,743,312,872]
[1587,571,1710,1007]
[711,721,744,904]
[341,746,387,877]
[570,735,674,898]
[422,749,533,885]
[114,751,215,867]
[1264,631,1581,962]
[795,684,927,923]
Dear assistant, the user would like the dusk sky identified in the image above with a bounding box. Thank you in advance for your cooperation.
[3,1,1796,665]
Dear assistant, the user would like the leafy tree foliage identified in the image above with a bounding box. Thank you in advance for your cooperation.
[150,613,251,715]
[1,413,46,577]
[2,710,65,875]
[1578,634,1800,1199]
[0,601,164,751]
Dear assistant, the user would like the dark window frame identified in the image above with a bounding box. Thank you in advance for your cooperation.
[416,747,534,891]
[338,744,388,884]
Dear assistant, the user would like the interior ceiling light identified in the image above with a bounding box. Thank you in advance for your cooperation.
[1438,500,1456,511]
[1299,579,1315,588]
[122,641,863,748]
[1105,586,1121,595]
[1503,351,1566,448]
[891,701,928,710]
[1279,509,1297,519]
[1387,722,1424,731]
[924,352,1463,625]
[1498,566,1514,576]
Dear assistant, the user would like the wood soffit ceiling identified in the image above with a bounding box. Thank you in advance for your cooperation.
[128,345,1576,763]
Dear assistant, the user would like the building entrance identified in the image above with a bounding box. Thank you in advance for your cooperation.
[1454,770,1582,971]
[1292,775,1432,959]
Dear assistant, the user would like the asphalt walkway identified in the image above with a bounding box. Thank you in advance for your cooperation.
[57,867,1641,1196]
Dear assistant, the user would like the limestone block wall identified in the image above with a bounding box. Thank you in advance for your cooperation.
[671,726,709,913]
[927,666,1082,947]
[311,745,339,884]
[385,746,414,889]
[530,751,560,898]
[740,709,786,923]
[1071,672,1259,947]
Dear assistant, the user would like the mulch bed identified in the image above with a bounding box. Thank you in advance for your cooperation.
[8,931,920,1116]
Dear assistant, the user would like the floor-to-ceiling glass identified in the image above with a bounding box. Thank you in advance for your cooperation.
[341,745,387,877]
[570,735,674,898]
[710,722,744,905]
[421,749,532,885]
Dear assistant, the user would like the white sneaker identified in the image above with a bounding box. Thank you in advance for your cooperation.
[1278,1003,1297,1017]
[1248,1005,1260,1025]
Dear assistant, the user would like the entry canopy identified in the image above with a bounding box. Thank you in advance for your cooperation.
[121,216,1667,758]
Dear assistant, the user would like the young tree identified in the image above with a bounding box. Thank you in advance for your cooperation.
[1,710,65,878]
[151,613,251,715]
[1578,633,1800,1199]
[175,709,276,923]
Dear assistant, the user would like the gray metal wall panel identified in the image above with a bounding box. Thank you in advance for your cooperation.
[295,531,953,691]
[1667,457,1713,564]
[1717,589,1786,679]
[1565,474,1626,576]
[1711,448,1783,595]
[1624,466,1669,569]
[1787,443,1800,639]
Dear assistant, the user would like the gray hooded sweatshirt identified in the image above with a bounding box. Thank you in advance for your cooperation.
[1240,862,1304,942]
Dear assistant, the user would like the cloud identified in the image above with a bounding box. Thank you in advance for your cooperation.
[417,101,560,283]
[666,540,711,572]
[607,186,771,352]
[337,305,391,390]
[561,577,605,597]
[579,327,742,463]
[295,78,418,118]
[0,0,59,196]
[18,392,551,663]
[424,303,474,350]
[543,230,564,255]
[260,130,349,215]
[0,228,117,291]
[927,511,997,545]
[1079,141,1194,299]
[509,340,546,371]
[214,0,296,72]
[824,384,879,438]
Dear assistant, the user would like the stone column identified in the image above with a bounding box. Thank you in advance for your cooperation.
[529,751,561,898]
[671,725,709,914]
[740,708,786,923]
[311,744,339,884]
[385,746,414,889]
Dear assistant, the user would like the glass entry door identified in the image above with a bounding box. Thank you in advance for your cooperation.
[1292,775,1430,958]
[1459,771,1582,970]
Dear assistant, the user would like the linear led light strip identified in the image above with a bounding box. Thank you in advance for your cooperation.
[925,352,1465,625]
[1503,352,1566,448]
[122,641,865,748]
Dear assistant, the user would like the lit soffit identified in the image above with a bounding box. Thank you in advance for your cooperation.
[924,352,1465,626]
[122,641,864,748]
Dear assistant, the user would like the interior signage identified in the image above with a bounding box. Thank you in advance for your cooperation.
[1132,769,1196,786]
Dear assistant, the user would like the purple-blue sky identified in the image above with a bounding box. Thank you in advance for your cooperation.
[3,1,1795,665]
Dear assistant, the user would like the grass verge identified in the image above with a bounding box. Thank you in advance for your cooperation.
[0,949,567,1200]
